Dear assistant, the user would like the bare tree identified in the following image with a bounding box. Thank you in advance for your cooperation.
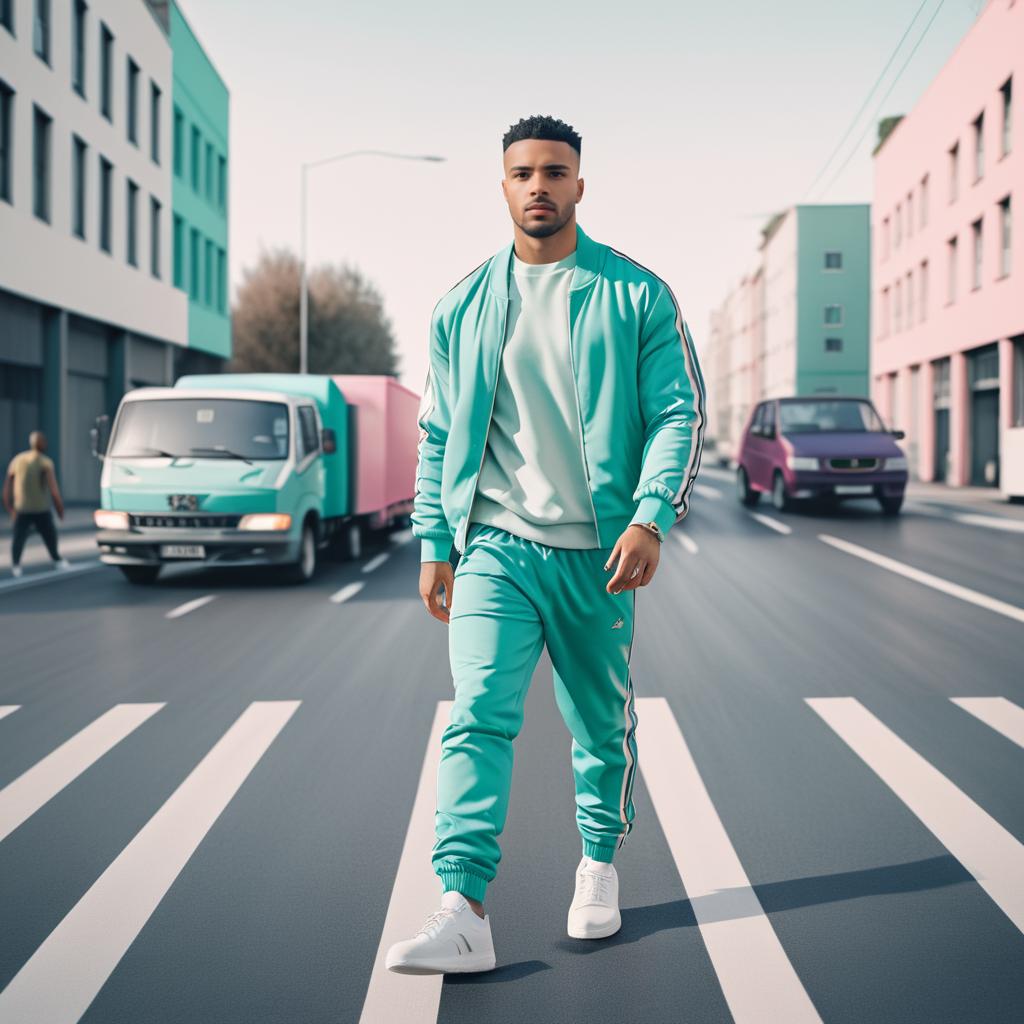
[229,246,400,376]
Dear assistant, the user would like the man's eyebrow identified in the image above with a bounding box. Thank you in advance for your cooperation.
[509,163,572,172]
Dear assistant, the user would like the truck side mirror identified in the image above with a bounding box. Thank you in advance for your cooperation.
[91,414,111,459]
[322,427,337,454]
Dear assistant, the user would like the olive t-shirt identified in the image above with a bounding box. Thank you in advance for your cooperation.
[7,450,54,513]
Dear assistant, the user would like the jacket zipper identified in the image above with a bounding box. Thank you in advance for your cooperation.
[566,293,601,543]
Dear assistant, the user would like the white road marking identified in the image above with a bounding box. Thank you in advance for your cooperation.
[0,706,21,722]
[329,581,365,604]
[694,484,722,501]
[360,701,452,1024]
[807,697,1024,934]
[678,533,699,555]
[951,697,1024,749]
[0,704,165,843]
[165,595,217,620]
[699,466,736,482]
[636,697,823,1023]
[0,560,103,593]
[750,513,792,535]
[818,534,1024,625]
[0,701,301,1024]
[362,552,390,574]
[950,513,1024,534]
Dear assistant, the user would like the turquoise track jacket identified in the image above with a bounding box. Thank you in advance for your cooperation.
[412,223,707,562]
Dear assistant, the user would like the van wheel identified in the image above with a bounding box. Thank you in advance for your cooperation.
[736,465,760,507]
[879,494,904,516]
[772,471,793,512]
[119,565,161,584]
[284,519,318,583]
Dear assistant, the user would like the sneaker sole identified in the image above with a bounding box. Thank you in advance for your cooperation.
[385,952,496,975]
[567,913,621,940]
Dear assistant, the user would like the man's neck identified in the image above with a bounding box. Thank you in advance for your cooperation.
[512,218,577,265]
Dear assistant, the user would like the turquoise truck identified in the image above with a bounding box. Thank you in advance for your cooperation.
[91,373,419,584]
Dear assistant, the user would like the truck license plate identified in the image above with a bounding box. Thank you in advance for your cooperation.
[834,485,873,495]
[160,544,206,559]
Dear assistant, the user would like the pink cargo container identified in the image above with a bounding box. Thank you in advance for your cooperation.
[331,375,420,530]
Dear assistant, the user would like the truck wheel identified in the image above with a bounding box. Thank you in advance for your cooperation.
[119,565,161,584]
[343,521,362,561]
[284,520,318,583]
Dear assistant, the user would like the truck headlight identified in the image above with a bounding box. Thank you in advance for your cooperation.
[94,510,129,530]
[786,456,819,471]
[238,513,292,531]
[885,456,908,471]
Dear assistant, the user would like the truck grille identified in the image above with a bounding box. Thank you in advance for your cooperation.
[129,514,242,529]
[827,457,879,471]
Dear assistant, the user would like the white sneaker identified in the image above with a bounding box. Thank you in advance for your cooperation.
[55,558,72,570]
[11,565,23,579]
[568,856,621,939]
[385,890,496,975]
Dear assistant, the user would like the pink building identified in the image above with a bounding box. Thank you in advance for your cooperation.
[871,0,1022,494]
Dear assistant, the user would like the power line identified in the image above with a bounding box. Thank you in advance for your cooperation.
[814,0,948,201]
[801,0,931,201]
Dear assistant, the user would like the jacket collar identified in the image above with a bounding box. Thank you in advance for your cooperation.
[486,222,606,299]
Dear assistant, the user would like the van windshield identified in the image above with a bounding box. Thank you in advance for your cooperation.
[109,399,290,460]
[778,400,886,434]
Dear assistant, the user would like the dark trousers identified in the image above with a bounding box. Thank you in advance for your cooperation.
[11,511,60,565]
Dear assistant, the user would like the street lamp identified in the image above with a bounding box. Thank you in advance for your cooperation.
[299,149,446,375]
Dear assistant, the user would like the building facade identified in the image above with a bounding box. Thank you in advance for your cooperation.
[708,204,871,463]
[0,0,229,502]
[871,0,1021,489]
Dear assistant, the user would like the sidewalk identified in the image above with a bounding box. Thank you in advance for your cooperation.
[904,481,1024,521]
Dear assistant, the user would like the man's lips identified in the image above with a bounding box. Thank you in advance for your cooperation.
[527,205,555,213]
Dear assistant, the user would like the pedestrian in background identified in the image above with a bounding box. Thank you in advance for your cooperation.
[3,431,71,579]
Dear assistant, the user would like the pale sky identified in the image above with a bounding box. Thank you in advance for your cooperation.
[178,0,983,395]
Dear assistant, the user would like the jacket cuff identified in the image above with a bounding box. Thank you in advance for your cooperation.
[420,535,454,563]
[629,494,676,539]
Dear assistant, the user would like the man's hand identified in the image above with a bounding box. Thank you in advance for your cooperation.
[420,560,455,624]
[604,525,661,594]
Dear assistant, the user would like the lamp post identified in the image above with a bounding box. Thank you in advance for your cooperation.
[299,149,446,374]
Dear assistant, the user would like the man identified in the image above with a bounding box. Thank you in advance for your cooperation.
[4,432,71,578]
[387,115,705,974]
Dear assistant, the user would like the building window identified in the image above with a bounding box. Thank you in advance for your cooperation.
[99,23,113,122]
[894,202,902,248]
[825,337,842,353]
[205,141,213,201]
[217,155,226,210]
[72,134,87,239]
[824,251,842,270]
[98,155,111,253]
[126,57,139,146]
[217,247,226,312]
[32,104,51,223]
[190,227,200,298]
[973,112,984,182]
[949,141,959,202]
[173,107,183,177]
[72,0,87,98]
[920,260,928,322]
[150,82,160,165]
[881,288,890,338]
[947,235,958,303]
[823,304,843,326]
[0,80,11,204]
[920,173,929,228]
[32,0,49,64]
[1000,195,1012,277]
[1001,77,1013,158]
[1,0,13,35]
[126,179,138,266]
[882,216,890,260]
[906,270,914,326]
[150,196,161,278]
[173,213,184,288]
[1014,338,1024,428]
[972,218,983,289]
[204,238,213,304]
[190,125,200,191]
[894,279,902,332]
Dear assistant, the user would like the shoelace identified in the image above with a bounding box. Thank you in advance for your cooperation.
[416,906,458,937]
[576,868,612,904]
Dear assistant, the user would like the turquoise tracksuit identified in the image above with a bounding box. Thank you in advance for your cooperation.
[413,224,706,902]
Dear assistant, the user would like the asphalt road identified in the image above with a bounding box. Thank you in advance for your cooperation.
[0,470,1021,1024]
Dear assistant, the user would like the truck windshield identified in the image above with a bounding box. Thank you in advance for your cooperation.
[778,400,886,434]
[109,399,290,460]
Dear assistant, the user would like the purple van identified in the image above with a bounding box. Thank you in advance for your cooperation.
[735,397,909,515]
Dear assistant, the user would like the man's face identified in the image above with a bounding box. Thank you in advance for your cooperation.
[501,139,582,239]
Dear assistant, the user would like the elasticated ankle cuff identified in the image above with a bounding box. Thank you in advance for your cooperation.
[437,866,489,903]
[582,838,616,863]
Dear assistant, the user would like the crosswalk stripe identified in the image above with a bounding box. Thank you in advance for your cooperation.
[0,700,301,1023]
[817,534,1024,624]
[0,704,165,844]
[806,697,1024,934]
[0,706,20,722]
[950,697,1024,749]
[636,697,823,1023]
[360,701,452,1024]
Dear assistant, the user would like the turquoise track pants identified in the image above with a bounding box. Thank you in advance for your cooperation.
[433,522,639,904]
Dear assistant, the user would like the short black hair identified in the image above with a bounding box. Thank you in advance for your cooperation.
[503,114,581,157]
